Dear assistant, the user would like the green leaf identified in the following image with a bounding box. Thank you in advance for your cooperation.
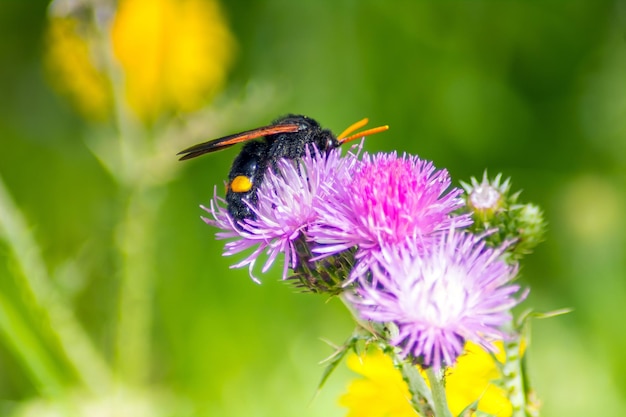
[316,328,363,392]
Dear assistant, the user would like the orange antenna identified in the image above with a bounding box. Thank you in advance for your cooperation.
[339,123,389,144]
[338,117,370,140]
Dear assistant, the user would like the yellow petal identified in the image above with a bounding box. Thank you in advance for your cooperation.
[341,343,515,417]
[446,342,512,417]
[44,18,112,120]
[340,350,416,417]
[111,0,236,121]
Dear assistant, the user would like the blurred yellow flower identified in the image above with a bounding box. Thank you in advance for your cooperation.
[44,17,112,120]
[111,0,236,121]
[44,0,235,122]
[340,342,513,417]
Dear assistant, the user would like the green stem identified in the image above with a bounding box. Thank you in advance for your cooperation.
[397,358,433,415]
[425,367,453,417]
[114,185,163,385]
[89,7,159,386]
[502,331,535,417]
[0,175,112,393]
[0,291,65,396]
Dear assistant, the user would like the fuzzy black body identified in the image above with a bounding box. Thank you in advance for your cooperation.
[225,141,266,221]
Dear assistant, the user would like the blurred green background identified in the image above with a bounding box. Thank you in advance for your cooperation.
[1,0,625,416]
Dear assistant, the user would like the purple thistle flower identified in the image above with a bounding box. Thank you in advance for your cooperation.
[348,229,525,371]
[202,147,352,282]
[309,151,471,274]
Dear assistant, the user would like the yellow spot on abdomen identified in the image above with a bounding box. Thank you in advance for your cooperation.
[230,176,253,193]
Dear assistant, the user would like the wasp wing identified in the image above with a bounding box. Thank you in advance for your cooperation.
[177,124,302,161]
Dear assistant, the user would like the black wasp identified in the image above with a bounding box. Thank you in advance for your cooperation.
[177,114,388,223]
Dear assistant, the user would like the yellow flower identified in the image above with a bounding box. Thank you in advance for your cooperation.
[339,349,416,417]
[340,342,513,417]
[44,0,235,122]
[111,0,236,121]
[445,342,512,417]
[44,17,112,120]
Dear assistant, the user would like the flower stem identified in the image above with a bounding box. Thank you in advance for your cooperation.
[502,332,538,417]
[397,358,433,415]
[425,367,453,417]
[0,175,112,393]
[89,8,160,386]
[0,291,65,396]
[114,185,164,385]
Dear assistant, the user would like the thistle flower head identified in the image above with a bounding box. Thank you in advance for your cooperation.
[348,230,525,371]
[203,147,350,282]
[310,151,472,273]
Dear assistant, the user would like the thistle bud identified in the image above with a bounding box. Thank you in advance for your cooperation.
[461,172,546,261]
